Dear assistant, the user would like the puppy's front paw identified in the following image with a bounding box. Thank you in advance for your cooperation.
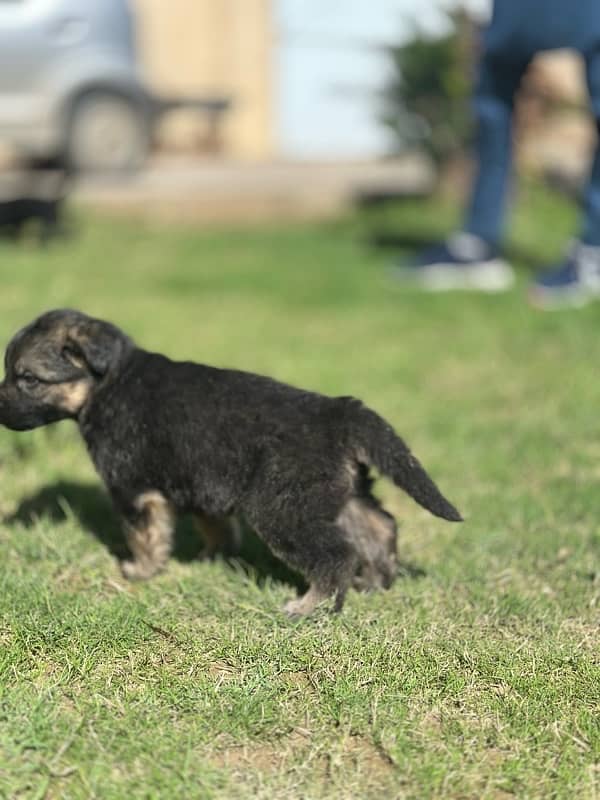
[283,597,306,618]
[120,559,154,581]
[283,594,325,618]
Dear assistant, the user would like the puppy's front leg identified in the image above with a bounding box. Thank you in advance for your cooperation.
[119,491,175,580]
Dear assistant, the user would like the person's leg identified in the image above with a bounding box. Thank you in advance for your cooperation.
[530,43,600,308]
[464,53,530,246]
[393,47,526,291]
[580,46,600,246]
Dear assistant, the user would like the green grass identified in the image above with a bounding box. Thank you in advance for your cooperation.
[0,180,598,799]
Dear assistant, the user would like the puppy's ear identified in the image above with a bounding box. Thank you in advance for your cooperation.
[66,319,131,377]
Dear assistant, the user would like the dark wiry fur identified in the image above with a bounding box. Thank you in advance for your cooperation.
[0,166,68,243]
[0,310,462,615]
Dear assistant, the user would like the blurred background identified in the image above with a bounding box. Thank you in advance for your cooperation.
[0,0,593,228]
[1,9,598,797]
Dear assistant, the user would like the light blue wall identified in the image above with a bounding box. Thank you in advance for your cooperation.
[275,0,490,159]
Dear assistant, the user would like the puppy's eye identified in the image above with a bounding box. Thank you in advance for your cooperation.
[19,373,40,388]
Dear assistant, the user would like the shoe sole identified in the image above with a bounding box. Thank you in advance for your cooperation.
[392,259,515,293]
[528,286,591,310]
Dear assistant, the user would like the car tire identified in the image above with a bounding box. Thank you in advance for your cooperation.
[66,92,149,174]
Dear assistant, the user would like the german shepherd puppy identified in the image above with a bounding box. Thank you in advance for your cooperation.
[0,310,461,615]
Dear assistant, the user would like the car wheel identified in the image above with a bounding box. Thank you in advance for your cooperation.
[66,93,149,173]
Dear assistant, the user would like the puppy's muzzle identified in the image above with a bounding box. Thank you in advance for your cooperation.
[0,381,63,431]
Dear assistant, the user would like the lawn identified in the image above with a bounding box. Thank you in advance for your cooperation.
[0,181,598,799]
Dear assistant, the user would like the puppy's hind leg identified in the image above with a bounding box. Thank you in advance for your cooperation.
[337,497,398,592]
[120,491,175,580]
[268,523,358,617]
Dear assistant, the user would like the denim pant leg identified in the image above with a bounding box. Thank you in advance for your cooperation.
[464,53,530,246]
[580,46,600,246]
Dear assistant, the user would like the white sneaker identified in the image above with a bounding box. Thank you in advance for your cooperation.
[393,232,515,292]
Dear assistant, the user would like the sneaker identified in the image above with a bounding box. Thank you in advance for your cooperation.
[529,241,600,309]
[392,232,515,292]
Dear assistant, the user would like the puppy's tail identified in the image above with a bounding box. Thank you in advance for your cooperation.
[349,401,462,522]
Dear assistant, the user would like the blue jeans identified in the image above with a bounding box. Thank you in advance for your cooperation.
[464,0,600,247]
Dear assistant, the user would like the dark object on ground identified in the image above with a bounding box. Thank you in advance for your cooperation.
[0,168,69,242]
[353,187,432,210]
[0,310,461,616]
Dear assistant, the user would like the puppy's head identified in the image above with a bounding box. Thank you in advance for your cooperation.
[0,309,132,431]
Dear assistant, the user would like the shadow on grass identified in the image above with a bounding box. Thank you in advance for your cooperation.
[4,480,304,590]
[5,480,427,592]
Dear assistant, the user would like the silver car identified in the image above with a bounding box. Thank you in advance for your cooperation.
[0,0,152,171]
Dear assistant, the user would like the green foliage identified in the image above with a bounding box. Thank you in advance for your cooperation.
[382,8,475,164]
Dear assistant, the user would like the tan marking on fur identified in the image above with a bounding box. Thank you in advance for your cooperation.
[51,321,69,339]
[343,458,358,486]
[364,506,396,552]
[46,379,92,414]
[62,347,87,370]
[193,513,241,559]
[13,322,72,378]
[43,323,69,347]
[121,491,175,580]
[284,584,329,617]
[355,447,370,466]
[337,498,397,591]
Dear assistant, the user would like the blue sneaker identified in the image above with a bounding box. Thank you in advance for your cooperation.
[530,242,600,309]
[393,232,515,292]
